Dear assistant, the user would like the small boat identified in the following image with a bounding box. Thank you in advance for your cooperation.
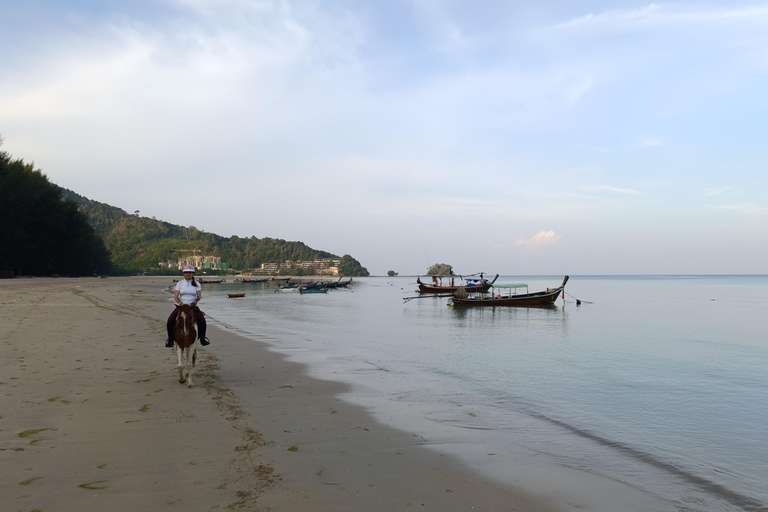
[335,278,353,288]
[279,283,297,290]
[199,278,225,284]
[320,277,353,289]
[299,286,328,294]
[227,293,246,298]
[240,278,269,283]
[417,273,498,294]
[449,276,569,307]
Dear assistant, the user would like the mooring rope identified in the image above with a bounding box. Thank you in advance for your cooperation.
[565,291,594,304]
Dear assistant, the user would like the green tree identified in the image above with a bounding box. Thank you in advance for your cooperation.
[58,185,371,275]
[427,263,452,276]
[338,255,369,276]
[0,146,112,276]
[387,270,398,276]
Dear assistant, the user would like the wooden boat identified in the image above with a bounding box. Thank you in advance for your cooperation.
[318,277,343,289]
[299,286,328,294]
[241,278,268,283]
[321,277,353,289]
[417,273,498,294]
[199,278,225,284]
[449,276,569,307]
[227,293,246,298]
[336,278,353,288]
[279,283,297,290]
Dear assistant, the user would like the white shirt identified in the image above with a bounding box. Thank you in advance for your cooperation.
[175,278,202,305]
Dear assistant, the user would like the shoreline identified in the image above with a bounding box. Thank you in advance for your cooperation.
[2,277,560,511]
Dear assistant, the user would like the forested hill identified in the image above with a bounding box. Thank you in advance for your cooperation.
[0,150,112,277]
[60,189,369,276]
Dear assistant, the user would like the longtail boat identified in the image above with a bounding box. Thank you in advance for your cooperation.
[335,278,353,288]
[449,276,569,307]
[316,277,352,289]
[417,273,498,294]
[227,293,246,298]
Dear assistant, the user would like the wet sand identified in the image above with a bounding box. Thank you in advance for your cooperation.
[1,277,557,511]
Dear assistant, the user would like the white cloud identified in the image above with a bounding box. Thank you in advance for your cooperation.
[581,185,643,196]
[556,4,768,32]
[704,187,736,196]
[711,203,768,215]
[640,137,663,147]
[514,230,562,246]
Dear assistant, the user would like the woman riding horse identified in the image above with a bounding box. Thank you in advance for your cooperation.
[166,265,211,347]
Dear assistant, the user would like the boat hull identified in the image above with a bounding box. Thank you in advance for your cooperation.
[450,288,562,307]
[299,287,328,294]
[419,283,491,294]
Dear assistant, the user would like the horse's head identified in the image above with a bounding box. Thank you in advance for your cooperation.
[174,303,197,348]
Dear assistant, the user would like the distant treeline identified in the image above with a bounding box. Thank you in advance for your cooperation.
[1,143,369,277]
[58,191,369,277]
[0,146,112,276]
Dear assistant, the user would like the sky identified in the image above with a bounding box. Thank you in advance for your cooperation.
[1,0,767,275]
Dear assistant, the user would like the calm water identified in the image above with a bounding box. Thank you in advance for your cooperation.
[204,275,768,512]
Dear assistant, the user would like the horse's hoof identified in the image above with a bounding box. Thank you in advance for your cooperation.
[188,384,195,389]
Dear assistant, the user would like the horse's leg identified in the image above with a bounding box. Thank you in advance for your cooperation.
[186,345,195,388]
[177,345,185,383]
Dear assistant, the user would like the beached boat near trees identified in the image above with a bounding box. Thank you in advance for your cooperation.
[417,273,498,294]
[449,276,569,307]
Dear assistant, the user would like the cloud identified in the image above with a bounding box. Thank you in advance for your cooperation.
[639,137,663,147]
[514,230,562,246]
[410,0,469,51]
[711,203,768,215]
[704,187,736,196]
[581,185,643,196]
[555,4,768,32]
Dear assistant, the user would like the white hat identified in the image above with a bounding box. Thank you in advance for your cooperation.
[182,265,195,273]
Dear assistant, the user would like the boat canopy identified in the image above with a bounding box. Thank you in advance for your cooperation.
[491,283,528,289]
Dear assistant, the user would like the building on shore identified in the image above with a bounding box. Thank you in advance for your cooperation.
[159,253,228,271]
[256,258,341,276]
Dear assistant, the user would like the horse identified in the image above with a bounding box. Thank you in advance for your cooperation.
[173,303,198,388]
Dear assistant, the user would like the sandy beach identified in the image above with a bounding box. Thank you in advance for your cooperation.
[1,277,557,512]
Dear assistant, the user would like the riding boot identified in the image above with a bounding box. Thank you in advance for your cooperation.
[165,324,174,348]
[198,324,210,346]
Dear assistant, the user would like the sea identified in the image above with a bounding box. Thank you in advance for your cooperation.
[202,275,768,512]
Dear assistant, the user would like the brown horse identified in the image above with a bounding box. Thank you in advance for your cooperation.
[174,304,198,388]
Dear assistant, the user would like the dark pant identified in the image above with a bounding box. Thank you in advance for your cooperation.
[167,306,206,341]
